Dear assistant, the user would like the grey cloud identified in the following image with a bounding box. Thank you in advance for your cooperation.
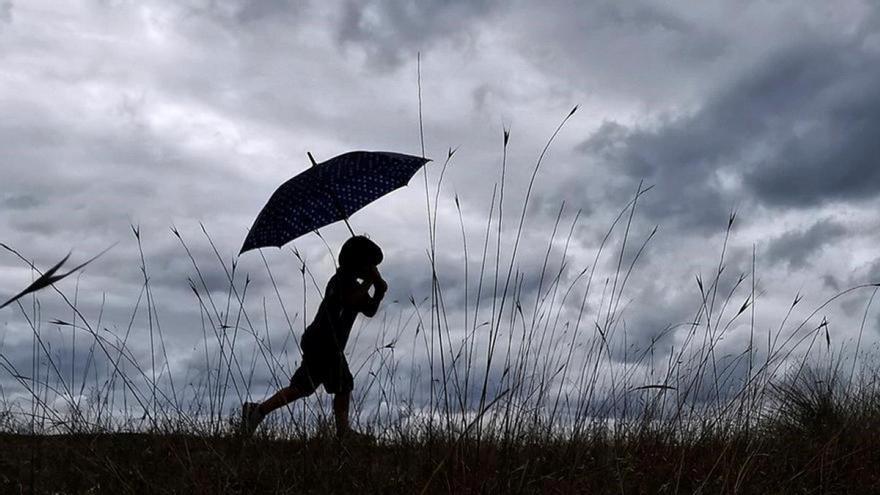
[336,0,499,70]
[563,0,725,61]
[503,0,729,107]
[577,117,739,232]
[580,1,692,32]
[742,47,880,206]
[605,268,712,363]
[0,2,11,24]
[3,0,880,422]
[471,84,497,112]
[853,257,880,287]
[822,274,841,291]
[764,219,847,270]
[225,1,301,25]
[178,0,308,27]
[2,195,39,210]
[577,35,880,229]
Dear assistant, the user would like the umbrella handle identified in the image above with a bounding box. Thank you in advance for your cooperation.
[308,151,356,237]
[342,217,356,237]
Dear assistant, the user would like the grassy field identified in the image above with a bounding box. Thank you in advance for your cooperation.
[2,111,880,493]
[3,398,880,495]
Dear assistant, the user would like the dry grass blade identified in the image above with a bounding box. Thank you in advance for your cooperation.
[0,252,70,310]
[1,243,115,310]
[631,385,676,392]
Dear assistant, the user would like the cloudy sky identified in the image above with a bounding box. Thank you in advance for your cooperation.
[2,0,880,424]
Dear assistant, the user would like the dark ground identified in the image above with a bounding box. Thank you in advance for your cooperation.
[1,425,878,494]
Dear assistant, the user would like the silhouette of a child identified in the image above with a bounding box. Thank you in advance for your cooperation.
[241,235,387,439]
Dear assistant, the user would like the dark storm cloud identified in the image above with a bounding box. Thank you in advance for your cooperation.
[577,34,880,229]
[577,117,737,232]
[336,0,499,70]
[742,46,880,207]
[764,219,847,270]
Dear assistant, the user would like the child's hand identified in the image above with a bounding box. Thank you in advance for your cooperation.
[373,277,388,294]
[367,266,388,293]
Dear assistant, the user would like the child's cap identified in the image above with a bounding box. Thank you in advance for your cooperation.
[338,235,383,270]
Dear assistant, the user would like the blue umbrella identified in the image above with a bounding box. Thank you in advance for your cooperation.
[240,151,430,254]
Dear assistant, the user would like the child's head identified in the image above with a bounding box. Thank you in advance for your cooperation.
[338,235,383,273]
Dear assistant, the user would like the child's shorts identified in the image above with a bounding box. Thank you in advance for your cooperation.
[290,348,354,395]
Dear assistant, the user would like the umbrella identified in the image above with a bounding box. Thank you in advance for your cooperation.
[239,150,430,254]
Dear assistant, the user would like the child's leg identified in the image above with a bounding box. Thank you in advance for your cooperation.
[259,383,310,415]
[332,391,350,436]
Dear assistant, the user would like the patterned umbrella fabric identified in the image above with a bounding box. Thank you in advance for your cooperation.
[240,151,430,254]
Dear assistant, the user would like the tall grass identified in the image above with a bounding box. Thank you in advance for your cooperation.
[2,111,880,493]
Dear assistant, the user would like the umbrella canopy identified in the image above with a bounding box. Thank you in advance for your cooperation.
[240,151,430,254]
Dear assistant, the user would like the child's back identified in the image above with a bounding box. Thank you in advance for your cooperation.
[302,269,361,354]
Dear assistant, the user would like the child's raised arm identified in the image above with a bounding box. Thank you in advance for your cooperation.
[340,268,387,317]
